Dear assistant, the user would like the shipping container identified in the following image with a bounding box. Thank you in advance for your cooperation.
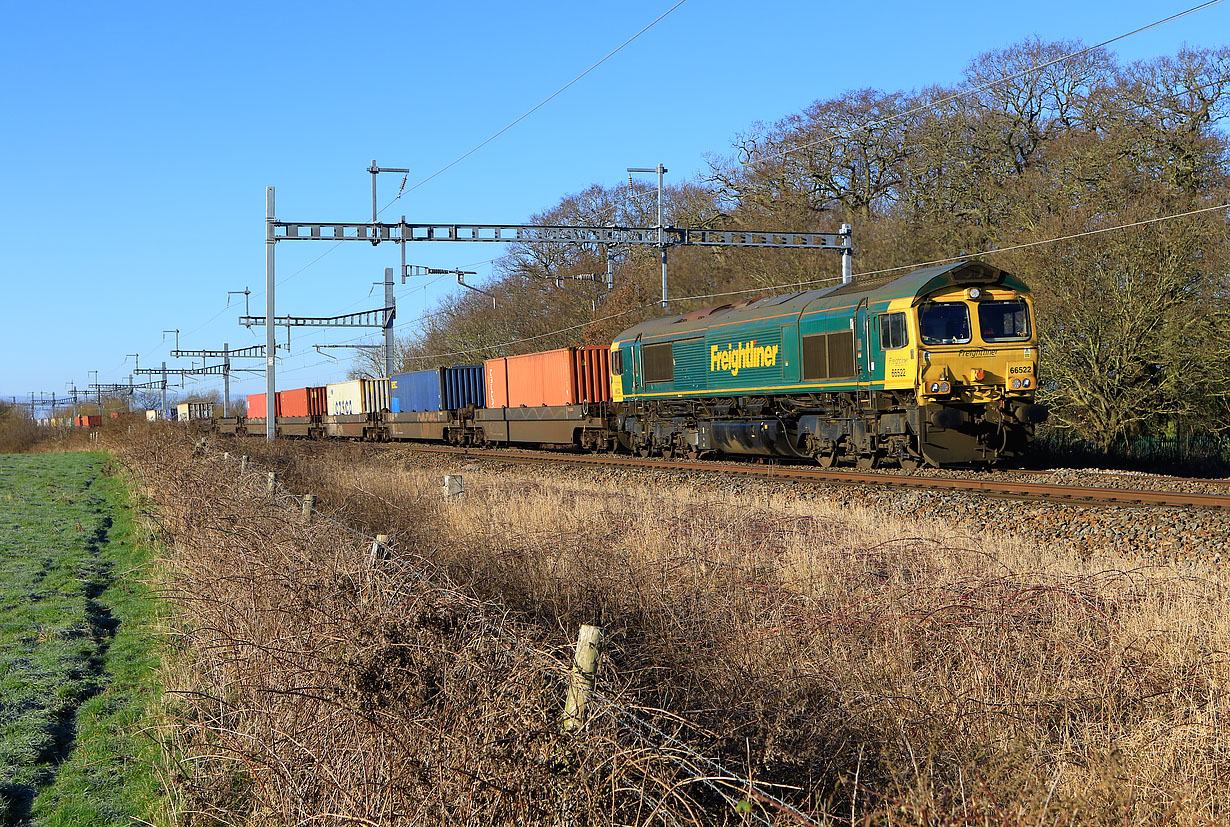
[278,388,306,418]
[188,402,215,420]
[82,415,102,427]
[390,366,484,414]
[275,386,325,418]
[326,380,363,416]
[573,346,611,403]
[146,410,158,422]
[390,369,441,414]
[326,379,389,416]
[246,393,281,420]
[444,365,485,410]
[307,386,327,416]
[164,409,177,422]
[485,347,611,408]
[363,378,390,414]
[176,403,190,421]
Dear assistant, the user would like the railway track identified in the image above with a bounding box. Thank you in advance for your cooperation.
[396,444,1230,510]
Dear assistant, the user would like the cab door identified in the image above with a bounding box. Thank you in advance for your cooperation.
[854,299,873,382]
[779,323,800,383]
[854,299,875,406]
[631,334,643,393]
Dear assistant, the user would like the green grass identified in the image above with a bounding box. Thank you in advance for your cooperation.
[0,452,168,826]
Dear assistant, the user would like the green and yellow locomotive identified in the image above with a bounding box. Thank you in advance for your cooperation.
[610,261,1047,468]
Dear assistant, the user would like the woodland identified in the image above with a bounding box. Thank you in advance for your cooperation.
[367,40,1230,453]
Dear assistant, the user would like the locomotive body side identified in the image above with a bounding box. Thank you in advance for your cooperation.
[610,260,1045,467]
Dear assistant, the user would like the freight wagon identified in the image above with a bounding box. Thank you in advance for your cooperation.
[386,366,483,442]
[325,379,389,439]
[475,346,614,449]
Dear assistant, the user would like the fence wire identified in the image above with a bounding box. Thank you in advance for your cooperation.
[207,444,820,826]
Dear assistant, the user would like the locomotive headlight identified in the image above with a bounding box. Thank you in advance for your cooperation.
[1011,378,1022,390]
[966,287,983,300]
[939,381,951,394]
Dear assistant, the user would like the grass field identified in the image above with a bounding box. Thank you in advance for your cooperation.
[0,452,166,826]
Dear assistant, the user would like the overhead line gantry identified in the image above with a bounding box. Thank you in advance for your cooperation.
[261,168,853,440]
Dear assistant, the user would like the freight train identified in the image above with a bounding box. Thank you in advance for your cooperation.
[185,261,1048,468]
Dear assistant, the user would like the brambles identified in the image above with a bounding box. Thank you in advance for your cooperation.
[115,429,1230,824]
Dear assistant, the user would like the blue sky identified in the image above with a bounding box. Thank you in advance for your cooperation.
[2,0,1227,410]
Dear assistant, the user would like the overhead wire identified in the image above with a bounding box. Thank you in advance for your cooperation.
[247,197,1230,374]
[379,0,689,212]
[390,199,1230,365]
[123,0,1228,389]
[261,0,689,295]
[744,0,1227,168]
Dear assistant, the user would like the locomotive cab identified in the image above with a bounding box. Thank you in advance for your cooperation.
[911,278,1047,465]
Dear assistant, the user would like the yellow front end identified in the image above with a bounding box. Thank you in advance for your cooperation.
[912,286,1039,405]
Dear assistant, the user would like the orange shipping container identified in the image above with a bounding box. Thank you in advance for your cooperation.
[247,393,281,419]
[485,346,612,408]
[278,387,310,418]
[573,346,611,403]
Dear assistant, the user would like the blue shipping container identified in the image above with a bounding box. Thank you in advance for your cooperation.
[443,365,485,410]
[390,369,442,414]
[390,366,485,413]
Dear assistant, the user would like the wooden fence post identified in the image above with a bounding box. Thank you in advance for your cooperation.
[562,625,603,732]
[240,455,250,473]
[370,533,390,562]
[266,472,278,495]
[301,493,316,523]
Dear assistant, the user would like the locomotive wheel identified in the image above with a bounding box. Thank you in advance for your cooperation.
[856,453,880,470]
[898,455,922,473]
[816,450,837,468]
[636,443,653,458]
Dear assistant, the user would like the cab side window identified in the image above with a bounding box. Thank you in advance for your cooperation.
[612,349,624,375]
[879,312,908,350]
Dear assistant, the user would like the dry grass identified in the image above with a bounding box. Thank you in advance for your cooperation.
[115,430,1230,825]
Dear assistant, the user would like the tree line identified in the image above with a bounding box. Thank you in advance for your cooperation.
[358,39,1230,453]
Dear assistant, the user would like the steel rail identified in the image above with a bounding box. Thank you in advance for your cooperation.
[393,444,1230,510]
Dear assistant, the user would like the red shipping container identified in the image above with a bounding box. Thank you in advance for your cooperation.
[247,393,265,419]
[246,392,281,419]
[278,387,310,418]
[307,386,326,416]
[485,347,612,408]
